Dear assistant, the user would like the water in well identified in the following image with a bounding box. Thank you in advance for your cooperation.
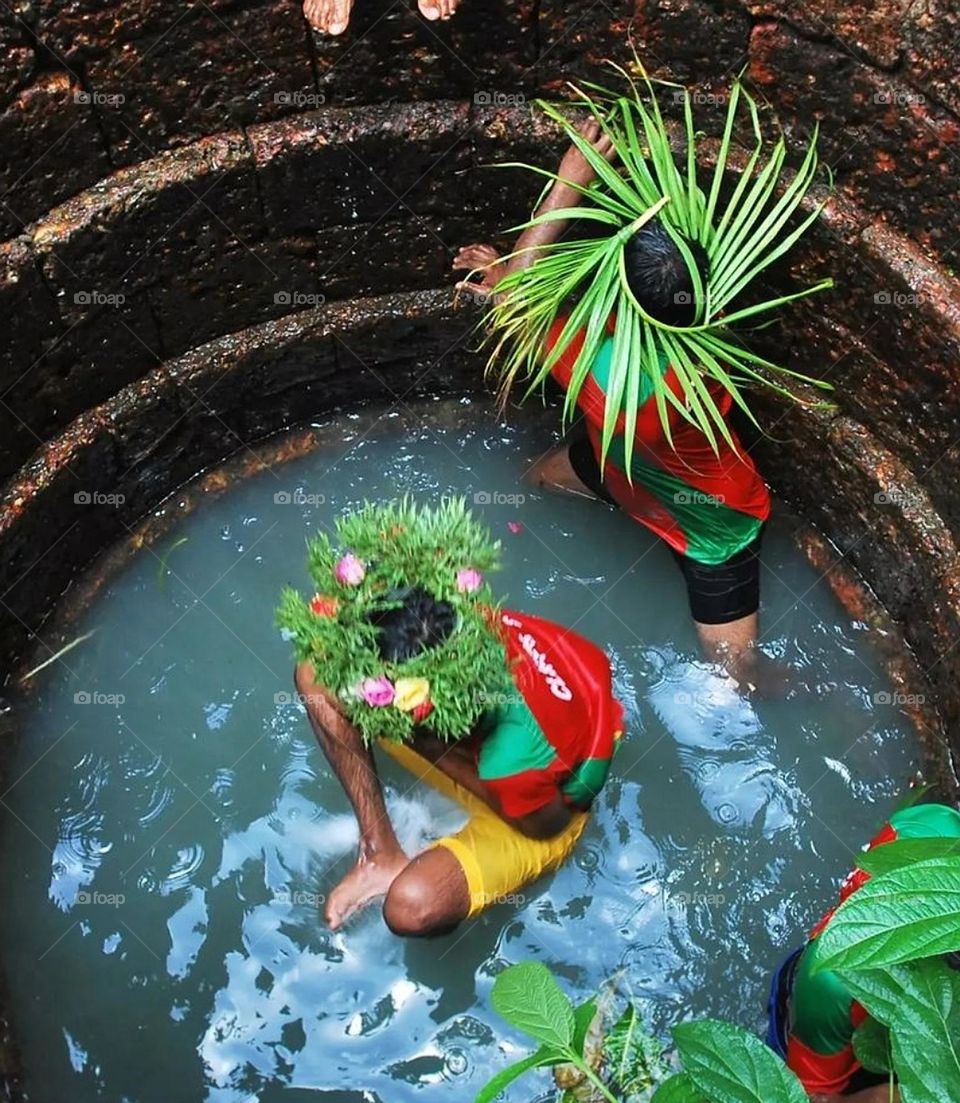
[0,397,919,1102]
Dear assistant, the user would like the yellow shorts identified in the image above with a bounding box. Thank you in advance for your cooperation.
[379,740,589,917]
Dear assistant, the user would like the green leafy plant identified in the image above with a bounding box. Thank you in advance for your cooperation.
[479,838,960,1103]
[478,963,665,1103]
[483,63,834,471]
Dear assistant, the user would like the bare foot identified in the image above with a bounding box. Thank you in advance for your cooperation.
[303,0,354,34]
[418,0,460,22]
[325,849,409,929]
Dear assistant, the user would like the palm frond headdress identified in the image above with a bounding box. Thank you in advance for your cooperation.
[483,64,834,472]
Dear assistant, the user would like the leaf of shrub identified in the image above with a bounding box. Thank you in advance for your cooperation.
[651,1071,705,1102]
[856,838,960,877]
[851,1016,891,1074]
[474,1045,568,1103]
[571,997,599,1057]
[490,962,575,1049]
[841,960,960,1103]
[672,1019,807,1103]
[814,856,960,972]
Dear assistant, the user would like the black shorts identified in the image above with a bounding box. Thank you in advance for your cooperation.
[567,435,763,626]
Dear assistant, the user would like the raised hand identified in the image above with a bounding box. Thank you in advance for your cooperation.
[555,118,618,190]
[452,243,508,300]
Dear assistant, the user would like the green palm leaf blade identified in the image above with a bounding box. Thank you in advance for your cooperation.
[561,247,622,427]
[709,137,787,279]
[619,306,643,478]
[599,298,634,471]
[710,130,823,305]
[685,333,762,431]
[662,330,735,455]
[705,98,766,273]
[701,80,742,249]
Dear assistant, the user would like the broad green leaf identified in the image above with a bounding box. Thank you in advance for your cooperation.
[490,962,576,1050]
[571,997,599,1057]
[856,837,960,877]
[474,1044,568,1103]
[652,1071,705,1102]
[672,1019,807,1103]
[851,1016,891,1074]
[814,856,960,971]
[841,960,960,1103]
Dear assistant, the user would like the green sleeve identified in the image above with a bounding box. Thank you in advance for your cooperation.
[791,941,856,1056]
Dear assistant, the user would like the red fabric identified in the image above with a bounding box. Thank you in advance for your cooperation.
[544,316,771,528]
[786,1036,859,1096]
[480,609,623,819]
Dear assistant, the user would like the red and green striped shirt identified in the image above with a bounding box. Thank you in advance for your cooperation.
[475,609,624,819]
[787,803,960,1094]
[545,316,771,565]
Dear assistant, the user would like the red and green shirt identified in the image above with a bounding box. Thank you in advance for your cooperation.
[545,316,771,566]
[786,802,960,1094]
[476,609,624,819]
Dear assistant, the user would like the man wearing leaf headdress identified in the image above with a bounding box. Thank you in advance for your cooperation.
[455,73,832,689]
[278,500,623,935]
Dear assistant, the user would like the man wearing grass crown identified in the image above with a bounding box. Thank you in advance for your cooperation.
[278,499,623,935]
[454,66,833,690]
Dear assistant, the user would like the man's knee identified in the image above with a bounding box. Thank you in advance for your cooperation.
[383,869,460,938]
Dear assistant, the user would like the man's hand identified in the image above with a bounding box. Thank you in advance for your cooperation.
[555,118,618,192]
[452,243,507,300]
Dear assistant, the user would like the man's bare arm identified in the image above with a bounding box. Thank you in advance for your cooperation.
[453,118,617,298]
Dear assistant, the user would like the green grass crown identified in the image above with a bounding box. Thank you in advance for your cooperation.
[276,497,513,746]
[483,62,835,474]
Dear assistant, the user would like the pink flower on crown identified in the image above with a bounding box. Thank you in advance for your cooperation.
[456,567,483,593]
[335,553,365,586]
[360,676,394,707]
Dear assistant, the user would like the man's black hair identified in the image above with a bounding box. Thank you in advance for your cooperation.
[368,586,456,663]
[622,218,710,327]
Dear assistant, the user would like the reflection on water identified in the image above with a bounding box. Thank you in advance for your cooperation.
[0,399,918,1102]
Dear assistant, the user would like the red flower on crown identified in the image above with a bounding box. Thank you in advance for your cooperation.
[310,593,340,617]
